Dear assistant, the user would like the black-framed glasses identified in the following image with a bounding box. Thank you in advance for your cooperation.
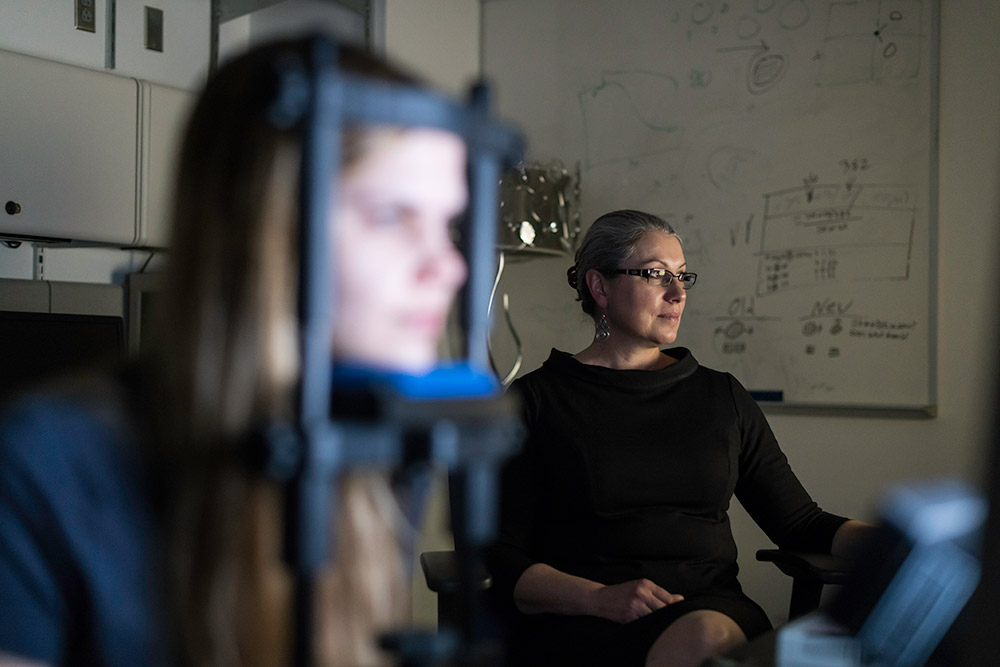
[613,268,697,289]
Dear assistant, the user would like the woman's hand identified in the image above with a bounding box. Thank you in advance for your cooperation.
[513,564,683,621]
[587,578,685,624]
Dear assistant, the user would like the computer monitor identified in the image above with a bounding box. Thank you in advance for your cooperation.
[826,481,985,666]
[125,271,163,357]
[0,278,126,402]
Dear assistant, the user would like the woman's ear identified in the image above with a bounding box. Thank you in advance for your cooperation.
[585,269,609,309]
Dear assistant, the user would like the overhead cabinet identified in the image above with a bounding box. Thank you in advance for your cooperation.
[1,49,139,245]
[138,81,195,248]
[0,49,192,247]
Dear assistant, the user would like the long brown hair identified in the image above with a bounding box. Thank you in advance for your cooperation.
[151,37,423,667]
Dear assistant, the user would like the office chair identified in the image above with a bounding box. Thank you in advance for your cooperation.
[420,550,494,628]
[755,548,853,619]
[421,548,852,629]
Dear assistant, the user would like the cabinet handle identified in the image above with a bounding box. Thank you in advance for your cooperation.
[5,201,21,215]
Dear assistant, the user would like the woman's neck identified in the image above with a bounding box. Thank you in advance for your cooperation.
[572,341,675,371]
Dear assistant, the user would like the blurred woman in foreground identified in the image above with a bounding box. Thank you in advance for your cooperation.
[0,36,473,667]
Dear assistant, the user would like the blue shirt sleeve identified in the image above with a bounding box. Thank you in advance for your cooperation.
[0,397,79,662]
[0,391,167,667]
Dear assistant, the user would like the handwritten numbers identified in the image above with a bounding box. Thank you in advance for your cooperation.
[839,157,871,173]
[728,296,756,317]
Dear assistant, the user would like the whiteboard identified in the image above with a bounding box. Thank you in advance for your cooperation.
[483,0,938,414]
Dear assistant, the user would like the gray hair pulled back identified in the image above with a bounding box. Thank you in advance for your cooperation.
[569,209,680,316]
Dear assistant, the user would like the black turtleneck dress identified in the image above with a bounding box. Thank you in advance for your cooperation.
[487,348,847,666]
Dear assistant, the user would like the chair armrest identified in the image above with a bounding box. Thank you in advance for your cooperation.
[756,549,853,585]
[420,550,492,594]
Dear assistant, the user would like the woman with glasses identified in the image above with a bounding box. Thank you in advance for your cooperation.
[487,209,869,667]
[0,37,474,667]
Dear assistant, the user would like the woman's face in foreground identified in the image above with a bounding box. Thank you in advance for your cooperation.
[332,128,468,372]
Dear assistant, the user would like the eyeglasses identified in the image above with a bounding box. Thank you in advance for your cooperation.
[613,268,697,289]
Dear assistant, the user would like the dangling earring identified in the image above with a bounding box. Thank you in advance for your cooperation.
[595,314,611,342]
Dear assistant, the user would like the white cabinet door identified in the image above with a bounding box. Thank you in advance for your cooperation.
[138,81,195,248]
[0,49,139,245]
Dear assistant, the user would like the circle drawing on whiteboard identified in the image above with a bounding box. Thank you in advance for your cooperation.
[691,2,714,25]
[723,320,753,339]
[748,51,786,94]
[779,0,811,30]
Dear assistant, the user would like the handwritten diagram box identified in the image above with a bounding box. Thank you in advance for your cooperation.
[757,184,915,296]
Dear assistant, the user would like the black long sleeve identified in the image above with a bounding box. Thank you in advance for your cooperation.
[486,348,847,603]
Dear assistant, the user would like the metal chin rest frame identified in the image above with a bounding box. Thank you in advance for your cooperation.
[253,34,525,667]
